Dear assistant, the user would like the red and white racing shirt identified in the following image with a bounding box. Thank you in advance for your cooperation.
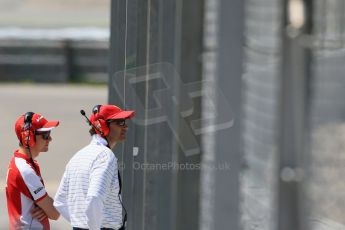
[6,150,50,230]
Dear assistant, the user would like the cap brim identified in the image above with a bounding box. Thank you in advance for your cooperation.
[108,111,135,120]
[36,121,60,132]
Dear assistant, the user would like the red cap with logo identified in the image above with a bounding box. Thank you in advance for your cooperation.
[89,104,135,122]
[15,113,60,141]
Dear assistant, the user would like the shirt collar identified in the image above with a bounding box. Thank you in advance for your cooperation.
[91,134,109,147]
[14,150,32,161]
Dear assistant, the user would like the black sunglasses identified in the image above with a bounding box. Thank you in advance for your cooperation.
[35,131,51,140]
[107,119,126,127]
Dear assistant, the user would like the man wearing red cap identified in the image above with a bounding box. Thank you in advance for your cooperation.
[6,112,60,230]
[54,104,135,230]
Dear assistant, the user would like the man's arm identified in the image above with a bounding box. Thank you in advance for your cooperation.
[85,196,104,230]
[20,165,60,220]
[31,206,47,221]
[36,195,60,220]
[54,170,71,222]
[86,150,116,229]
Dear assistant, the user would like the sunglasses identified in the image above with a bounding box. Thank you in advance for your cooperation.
[107,119,126,127]
[35,131,51,140]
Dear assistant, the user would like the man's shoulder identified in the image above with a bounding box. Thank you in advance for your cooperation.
[13,157,35,175]
[97,147,116,161]
[87,141,117,156]
[68,144,115,162]
[10,158,42,188]
[6,158,22,183]
[85,143,114,158]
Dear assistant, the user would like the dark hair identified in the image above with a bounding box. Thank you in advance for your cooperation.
[89,128,97,136]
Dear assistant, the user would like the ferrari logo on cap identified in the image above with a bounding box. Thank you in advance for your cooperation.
[36,116,44,123]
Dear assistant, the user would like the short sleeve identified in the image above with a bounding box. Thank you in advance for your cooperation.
[20,166,47,202]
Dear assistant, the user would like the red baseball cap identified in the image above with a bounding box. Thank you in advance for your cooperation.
[15,113,60,141]
[89,104,135,122]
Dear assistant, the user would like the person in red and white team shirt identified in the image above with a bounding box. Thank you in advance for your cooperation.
[6,112,60,230]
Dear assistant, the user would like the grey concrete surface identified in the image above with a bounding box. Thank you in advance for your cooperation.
[0,83,107,229]
[0,0,110,27]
